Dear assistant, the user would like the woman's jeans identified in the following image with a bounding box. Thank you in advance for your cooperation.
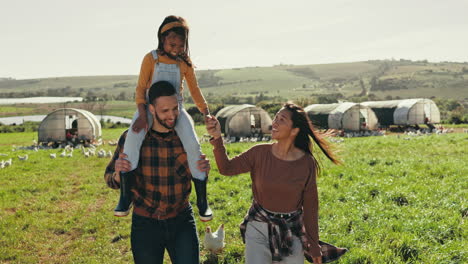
[131,206,199,264]
[245,220,304,264]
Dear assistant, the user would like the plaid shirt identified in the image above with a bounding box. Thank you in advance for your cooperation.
[240,201,348,263]
[104,129,192,219]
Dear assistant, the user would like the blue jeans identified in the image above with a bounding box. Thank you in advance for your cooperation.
[131,206,199,264]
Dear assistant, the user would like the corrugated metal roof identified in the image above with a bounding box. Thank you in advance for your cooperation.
[216,104,257,118]
[304,103,340,114]
[361,99,426,108]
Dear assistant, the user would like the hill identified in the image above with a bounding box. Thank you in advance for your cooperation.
[1,60,467,103]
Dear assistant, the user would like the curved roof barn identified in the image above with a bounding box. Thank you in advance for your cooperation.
[361,98,440,126]
[215,104,272,137]
[38,108,102,143]
[305,102,378,131]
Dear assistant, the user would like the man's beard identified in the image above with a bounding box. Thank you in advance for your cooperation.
[155,112,177,129]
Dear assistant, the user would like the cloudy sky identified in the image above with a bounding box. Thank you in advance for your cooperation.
[1,0,467,79]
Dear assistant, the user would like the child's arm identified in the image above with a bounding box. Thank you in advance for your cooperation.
[133,53,153,132]
[135,53,153,106]
[184,65,210,116]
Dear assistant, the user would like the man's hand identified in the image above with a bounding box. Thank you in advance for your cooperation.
[197,154,211,174]
[205,115,222,139]
[114,153,132,183]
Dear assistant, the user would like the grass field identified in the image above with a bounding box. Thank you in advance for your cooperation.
[1,60,467,101]
[0,128,467,263]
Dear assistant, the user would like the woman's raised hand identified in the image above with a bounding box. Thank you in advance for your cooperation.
[205,115,222,139]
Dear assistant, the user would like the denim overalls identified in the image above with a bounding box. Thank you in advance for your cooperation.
[123,50,206,180]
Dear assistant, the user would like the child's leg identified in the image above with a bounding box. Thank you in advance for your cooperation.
[175,108,212,221]
[174,108,206,180]
[123,108,153,171]
[115,107,152,217]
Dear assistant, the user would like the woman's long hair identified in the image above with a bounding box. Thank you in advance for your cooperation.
[283,103,341,174]
[156,15,192,67]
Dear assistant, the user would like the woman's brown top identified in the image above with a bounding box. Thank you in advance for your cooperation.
[210,137,321,256]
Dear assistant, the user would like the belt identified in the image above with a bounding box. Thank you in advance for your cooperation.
[264,209,298,219]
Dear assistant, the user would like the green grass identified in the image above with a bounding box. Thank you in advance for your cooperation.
[0,101,137,119]
[0,75,137,92]
[0,106,38,116]
[0,101,199,120]
[0,128,467,263]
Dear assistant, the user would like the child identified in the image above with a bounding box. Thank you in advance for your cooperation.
[114,15,213,221]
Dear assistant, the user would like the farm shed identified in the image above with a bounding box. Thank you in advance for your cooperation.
[304,102,378,131]
[38,108,102,143]
[361,98,440,126]
[215,104,272,138]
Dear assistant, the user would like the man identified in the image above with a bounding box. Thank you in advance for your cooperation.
[104,80,210,263]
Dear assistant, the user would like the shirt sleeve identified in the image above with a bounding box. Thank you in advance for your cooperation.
[104,131,127,189]
[302,163,322,258]
[184,64,209,113]
[210,137,255,176]
[135,53,154,105]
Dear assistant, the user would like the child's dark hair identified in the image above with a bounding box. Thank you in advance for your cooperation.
[148,81,177,105]
[157,15,192,67]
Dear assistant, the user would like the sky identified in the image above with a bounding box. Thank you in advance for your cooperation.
[1,0,468,79]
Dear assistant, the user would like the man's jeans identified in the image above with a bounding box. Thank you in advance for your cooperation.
[131,206,199,264]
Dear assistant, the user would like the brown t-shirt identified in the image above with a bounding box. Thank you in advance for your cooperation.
[210,137,321,256]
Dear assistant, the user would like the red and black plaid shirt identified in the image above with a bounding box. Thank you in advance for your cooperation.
[104,129,192,219]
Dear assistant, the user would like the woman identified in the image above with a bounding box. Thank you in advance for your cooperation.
[206,103,347,264]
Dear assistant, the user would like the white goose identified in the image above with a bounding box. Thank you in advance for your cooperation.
[18,154,28,161]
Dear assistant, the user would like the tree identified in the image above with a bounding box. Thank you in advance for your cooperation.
[82,101,97,112]
[370,76,378,91]
[96,99,108,120]
[360,78,367,95]
[116,91,127,101]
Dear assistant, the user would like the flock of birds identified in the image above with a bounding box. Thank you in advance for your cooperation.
[0,141,116,170]
[332,127,462,140]
[343,130,386,138]
[47,145,113,159]
[2,148,227,255]
[396,128,457,140]
[200,135,272,144]
[202,127,464,146]
[1,138,227,255]
[236,136,271,143]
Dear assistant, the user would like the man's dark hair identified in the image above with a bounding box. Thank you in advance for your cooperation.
[148,81,177,105]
